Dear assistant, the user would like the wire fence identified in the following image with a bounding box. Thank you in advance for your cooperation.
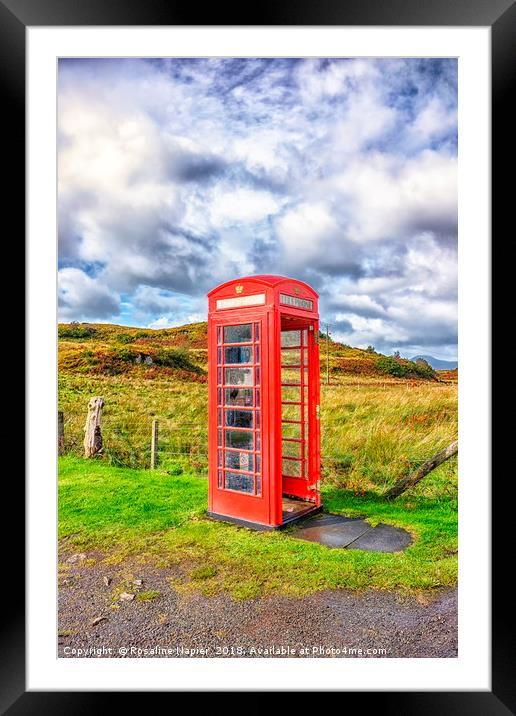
[59,409,367,480]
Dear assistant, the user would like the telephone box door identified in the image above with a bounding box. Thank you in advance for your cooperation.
[209,316,270,525]
[280,321,320,505]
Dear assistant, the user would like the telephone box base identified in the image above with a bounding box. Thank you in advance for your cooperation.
[206,505,322,531]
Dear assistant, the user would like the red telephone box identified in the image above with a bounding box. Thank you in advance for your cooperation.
[207,275,321,530]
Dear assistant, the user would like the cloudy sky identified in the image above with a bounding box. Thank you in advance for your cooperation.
[58,57,457,359]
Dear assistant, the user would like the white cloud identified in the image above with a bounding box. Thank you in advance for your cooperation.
[209,188,282,226]
[58,267,120,321]
[58,58,457,356]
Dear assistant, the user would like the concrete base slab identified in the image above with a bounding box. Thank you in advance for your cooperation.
[348,522,413,552]
[290,513,412,552]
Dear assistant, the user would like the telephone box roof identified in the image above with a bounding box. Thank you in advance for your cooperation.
[208,275,319,298]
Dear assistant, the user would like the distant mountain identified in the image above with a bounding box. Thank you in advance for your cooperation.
[410,355,458,370]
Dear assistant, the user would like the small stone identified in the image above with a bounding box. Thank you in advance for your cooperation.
[132,579,143,586]
[103,576,111,586]
[91,616,108,626]
[67,553,87,564]
[119,592,135,602]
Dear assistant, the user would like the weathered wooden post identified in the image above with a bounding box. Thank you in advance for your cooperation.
[84,397,105,458]
[150,418,159,469]
[58,410,65,455]
[383,440,458,500]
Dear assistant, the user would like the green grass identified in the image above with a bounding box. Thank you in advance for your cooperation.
[59,456,457,598]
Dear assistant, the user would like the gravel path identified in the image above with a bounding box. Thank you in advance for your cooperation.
[58,549,457,659]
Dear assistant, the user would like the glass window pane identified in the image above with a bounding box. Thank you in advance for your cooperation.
[218,449,223,466]
[225,368,253,386]
[218,469,223,487]
[281,349,301,366]
[282,367,301,384]
[256,455,261,473]
[282,458,303,477]
[256,432,261,450]
[254,323,260,341]
[282,422,301,439]
[225,388,254,406]
[255,367,260,385]
[225,430,253,450]
[282,440,301,458]
[255,345,260,363]
[225,409,254,429]
[224,324,252,343]
[282,404,301,421]
[217,326,222,344]
[218,429,223,446]
[225,450,254,472]
[281,330,301,347]
[224,472,254,493]
[281,385,301,402]
[224,346,253,364]
[255,389,260,407]
[303,349,308,365]
[255,475,261,495]
[302,329,308,345]
[217,367,222,385]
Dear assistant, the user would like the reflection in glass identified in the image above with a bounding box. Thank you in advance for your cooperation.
[224,367,253,386]
[225,409,254,428]
[224,346,253,364]
[225,450,254,472]
[224,388,253,406]
[224,324,252,343]
[225,430,253,450]
[224,472,254,493]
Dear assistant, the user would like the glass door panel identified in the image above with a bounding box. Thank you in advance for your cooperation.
[217,322,261,496]
[280,329,308,485]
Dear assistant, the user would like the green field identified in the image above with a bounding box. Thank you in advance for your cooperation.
[59,456,457,598]
[58,321,458,596]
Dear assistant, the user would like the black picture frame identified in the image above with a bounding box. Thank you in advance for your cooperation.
[7,0,510,710]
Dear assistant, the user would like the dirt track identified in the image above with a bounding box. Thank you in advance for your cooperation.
[58,551,457,659]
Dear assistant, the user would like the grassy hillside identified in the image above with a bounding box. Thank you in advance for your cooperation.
[58,321,437,380]
[58,322,457,494]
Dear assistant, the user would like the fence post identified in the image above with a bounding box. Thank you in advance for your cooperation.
[84,397,105,458]
[150,418,159,469]
[58,410,64,455]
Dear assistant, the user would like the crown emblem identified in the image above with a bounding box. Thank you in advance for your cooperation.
[235,284,244,294]
[294,286,301,295]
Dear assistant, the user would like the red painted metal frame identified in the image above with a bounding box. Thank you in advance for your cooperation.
[207,275,320,528]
